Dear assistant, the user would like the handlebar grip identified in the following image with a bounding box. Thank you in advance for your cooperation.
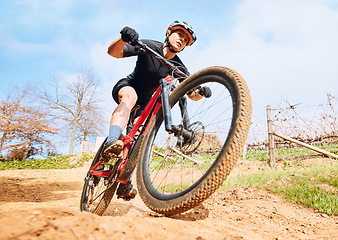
[133,40,145,48]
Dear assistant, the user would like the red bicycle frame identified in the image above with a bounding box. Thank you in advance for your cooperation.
[89,75,174,184]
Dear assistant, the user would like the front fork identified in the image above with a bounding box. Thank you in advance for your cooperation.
[160,78,192,139]
[160,78,173,132]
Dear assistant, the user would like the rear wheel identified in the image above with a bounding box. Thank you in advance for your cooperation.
[136,66,252,215]
[80,140,119,216]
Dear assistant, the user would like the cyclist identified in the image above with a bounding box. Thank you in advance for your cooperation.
[104,20,210,200]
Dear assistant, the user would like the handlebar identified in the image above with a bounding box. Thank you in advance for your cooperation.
[133,40,189,79]
[132,40,211,98]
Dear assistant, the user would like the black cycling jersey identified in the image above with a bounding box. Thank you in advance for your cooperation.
[122,39,186,95]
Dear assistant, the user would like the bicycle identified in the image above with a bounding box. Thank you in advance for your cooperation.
[80,40,252,216]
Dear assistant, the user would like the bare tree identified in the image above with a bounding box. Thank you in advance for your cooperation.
[0,88,57,160]
[76,111,105,142]
[36,69,104,155]
[0,90,25,153]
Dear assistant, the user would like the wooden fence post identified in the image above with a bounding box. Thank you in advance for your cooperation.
[266,105,276,168]
[242,142,247,160]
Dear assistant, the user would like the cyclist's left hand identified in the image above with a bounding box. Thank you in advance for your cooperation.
[199,86,212,98]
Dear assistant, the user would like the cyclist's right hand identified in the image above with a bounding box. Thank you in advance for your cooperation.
[120,27,139,45]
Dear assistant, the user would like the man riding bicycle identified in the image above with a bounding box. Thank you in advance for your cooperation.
[103,20,211,200]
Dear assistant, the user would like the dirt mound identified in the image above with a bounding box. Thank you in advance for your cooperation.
[0,159,337,240]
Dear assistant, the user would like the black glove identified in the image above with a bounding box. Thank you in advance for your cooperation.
[199,86,212,98]
[120,27,139,44]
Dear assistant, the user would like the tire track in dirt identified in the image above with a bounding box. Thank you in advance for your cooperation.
[0,159,337,240]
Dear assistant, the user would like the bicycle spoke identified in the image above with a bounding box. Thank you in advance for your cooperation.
[144,80,235,195]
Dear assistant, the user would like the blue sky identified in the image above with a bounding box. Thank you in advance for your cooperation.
[1,0,338,152]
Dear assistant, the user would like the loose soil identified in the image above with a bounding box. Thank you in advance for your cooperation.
[0,158,337,240]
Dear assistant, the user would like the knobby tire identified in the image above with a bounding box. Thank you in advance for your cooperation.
[136,66,252,215]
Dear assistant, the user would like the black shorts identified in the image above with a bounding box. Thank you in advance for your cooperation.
[112,78,152,117]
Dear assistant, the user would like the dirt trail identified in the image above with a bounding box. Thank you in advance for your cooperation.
[0,158,337,240]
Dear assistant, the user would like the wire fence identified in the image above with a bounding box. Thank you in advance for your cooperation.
[246,93,338,162]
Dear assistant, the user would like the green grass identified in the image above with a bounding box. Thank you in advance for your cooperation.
[158,182,192,193]
[221,162,338,215]
[149,151,216,171]
[269,173,338,215]
[245,143,338,161]
[0,153,94,170]
[245,149,268,161]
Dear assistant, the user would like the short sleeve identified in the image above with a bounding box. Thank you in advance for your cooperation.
[122,42,147,58]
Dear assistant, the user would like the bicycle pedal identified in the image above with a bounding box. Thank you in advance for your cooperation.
[117,181,137,201]
[122,188,137,201]
[95,163,113,172]
[100,150,122,163]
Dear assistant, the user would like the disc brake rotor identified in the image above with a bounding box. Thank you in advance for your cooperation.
[177,121,205,155]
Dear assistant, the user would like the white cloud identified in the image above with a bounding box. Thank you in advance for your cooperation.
[184,0,338,117]
[2,0,338,146]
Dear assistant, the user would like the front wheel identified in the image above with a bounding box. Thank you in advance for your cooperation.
[136,66,252,215]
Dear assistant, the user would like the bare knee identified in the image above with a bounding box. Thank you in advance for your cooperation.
[118,86,137,110]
